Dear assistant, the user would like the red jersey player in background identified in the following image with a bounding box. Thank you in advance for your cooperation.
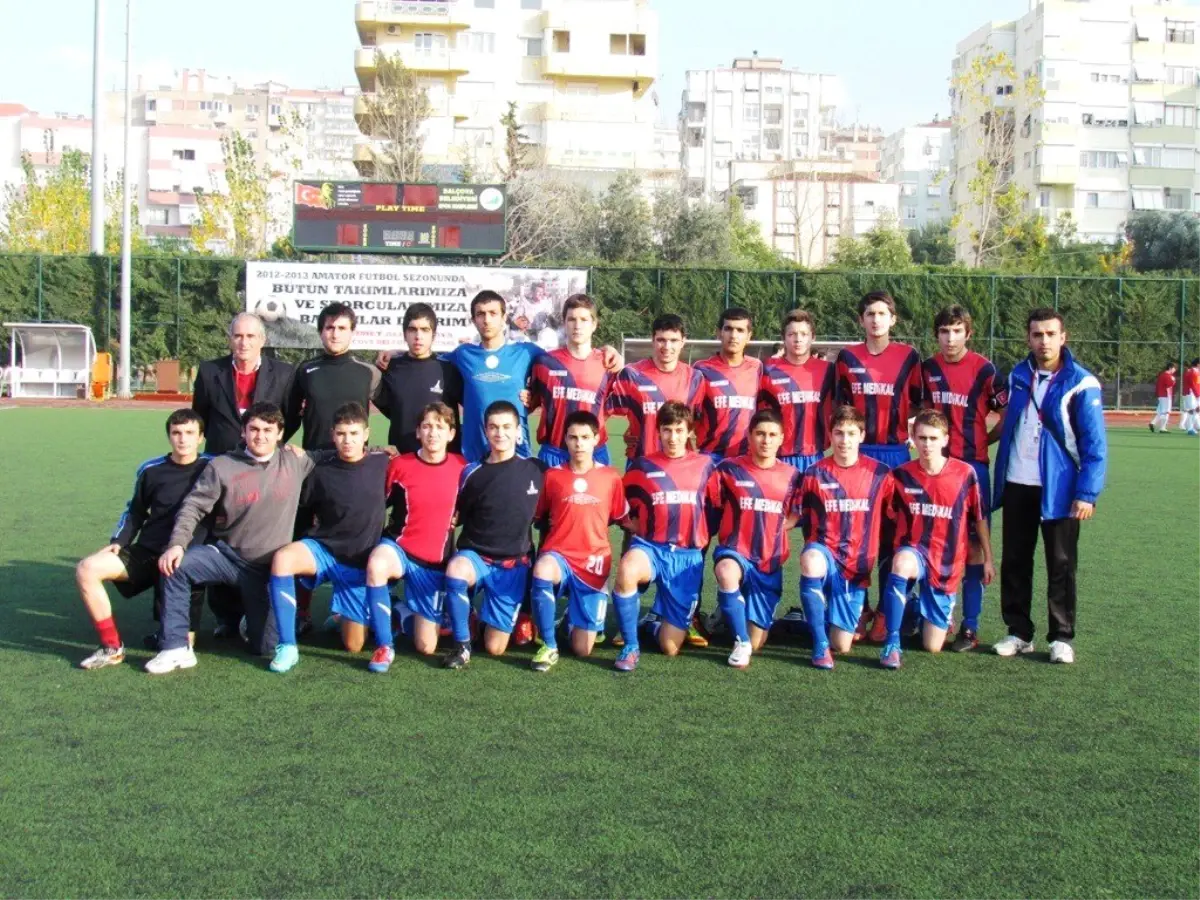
[835,290,923,643]
[1181,357,1200,435]
[695,307,764,460]
[796,405,894,670]
[879,409,995,669]
[611,402,717,671]
[708,408,802,669]
[529,411,628,672]
[920,304,1007,651]
[1150,361,1178,433]
[528,294,614,467]
[365,402,467,664]
[759,308,835,475]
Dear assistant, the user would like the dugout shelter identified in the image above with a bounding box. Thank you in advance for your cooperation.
[3,322,97,398]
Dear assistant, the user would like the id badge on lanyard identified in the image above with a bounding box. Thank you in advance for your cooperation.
[1020,373,1054,460]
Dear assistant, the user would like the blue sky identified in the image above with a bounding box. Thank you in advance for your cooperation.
[0,0,1193,129]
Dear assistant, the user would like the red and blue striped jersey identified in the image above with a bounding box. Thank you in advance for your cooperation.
[605,359,705,459]
[694,355,764,457]
[709,456,802,573]
[921,351,1007,464]
[529,348,612,451]
[889,458,983,593]
[622,451,717,549]
[799,455,895,587]
[835,342,924,445]
[535,465,628,589]
[758,357,835,457]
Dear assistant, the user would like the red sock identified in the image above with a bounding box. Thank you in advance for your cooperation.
[96,617,121,649]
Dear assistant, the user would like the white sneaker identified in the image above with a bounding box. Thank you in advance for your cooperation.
[727,639,753,669]
[1048,640,1075,664]
[994,634,1035,657]
[144,647,198,675]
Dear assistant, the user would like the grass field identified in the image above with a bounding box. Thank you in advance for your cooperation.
[0,406,1197,899]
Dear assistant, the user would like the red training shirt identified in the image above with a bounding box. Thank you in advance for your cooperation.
[535,464,628,590]
[1156,370,1177,399]
[1184,366,1200,398]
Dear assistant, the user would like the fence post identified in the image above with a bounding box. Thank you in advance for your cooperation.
[1115,278,1123,411]
[791,270,797,307]
[656,267,663,311]
[1180,279,1188,377]
[106,256,114,349]
[724,269,730,309]
[1053,276,1060,312]
[36,255,43,321]
[175,256,183,358]
[988,275,997,360]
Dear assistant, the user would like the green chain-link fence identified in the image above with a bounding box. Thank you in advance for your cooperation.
[2,254,1196,407]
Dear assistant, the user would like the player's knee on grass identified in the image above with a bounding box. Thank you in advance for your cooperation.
[570,627,596,657]
[713,558,742,591]
[616,549,652,594]
[658,622,685,656]
[411,618,438,656]
[923,622,948,654]
[829,627,854,654]
[891,549,921,580]
[342,620,367,653]
[483,626,510,656]
[366,547,402,586]
[799,549,828,580]
[749,624,769,651]
[272,541,317,577]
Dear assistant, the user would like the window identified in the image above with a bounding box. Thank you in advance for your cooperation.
[902,206,918,221]
[686,102,705,123]
[1167,19,1195,44]
[415,33,447,53]
[1037,190,1051,208]
[1132,187,1163,210]
[764,106,782,125]
[520,0,541,8]
[1079,150,1127,168]
[900,183,916,197]
[1165,104,1196,127]
[776,190,795,208]
[764,85,783,98]
[552,30,569,53]
[1130,146,1190,168]
[1023,151,1032,169]
[147,99,157,111]
[474,0,494,6]
[269,104,282,116]
[1134,102,1164,125]
[1166,66,1197,85]
[927,184,942,197]
[244,129,258,139]
[171,149,196,161]
[460,31,495,53]
[744,103,760,123]
[145,207,169,225]
[1086,192,1099,208]
[825,223,841,238]
[741,135,760,155]
[791,131,807,149]
[609,33,646,55]
[1164,187,1189,210]
[523,37,543,56]
[246,104,260,115]
[764,130,781,150]
[775,223,796,236]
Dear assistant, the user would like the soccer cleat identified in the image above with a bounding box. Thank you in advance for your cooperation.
[613,645,640,672]
[238,616,249,644]
[901,617,921,639]
[212,619,238,639]
[611,631,625,648]
[322,614,341,634]
[531,645,560,673]
[951,628,979,652]
[296,612,314,637]
[993,634,1035,657]
[853,606,872,643]
[685,615,709,648]
[1148,423,1155,433]
[443,643,471,670]
[867,610,890,644]
[727,639,752,669]
[80,645,125,670]
[593,630,607,646]
[880,642,902,669]
[512,611,535,647]
[1048,640,1075,664]
[144,647,198,675]
[810,648,835,670]
[368,645,396,674]
[703,608,728,640]
[269,643,300,673]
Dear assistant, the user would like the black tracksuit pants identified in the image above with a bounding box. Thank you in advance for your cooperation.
[1000,482,1080,644]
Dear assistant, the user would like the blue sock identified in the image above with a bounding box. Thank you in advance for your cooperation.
[531,577,558,651]
[613,589,640,651]
[718,588,750,643]
[963,564,985,632]
[367,584,393,650]
[268,574,297,646]
[882,574,908,645]
[445,576,472,645]
[800,576,829,655]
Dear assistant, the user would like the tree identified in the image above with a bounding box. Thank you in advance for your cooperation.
[597,171,653,263]
[356,52,432,181]
[653,188,730,264]
[1125,210,1200,273]
[0,146,146,254]
[727,195,787,269]
[499,101,539,182]
[190,132,272,257]
[501,170,598,263]
[831,211,913,270]
[907,222,956,265]
[950,51,1043,267]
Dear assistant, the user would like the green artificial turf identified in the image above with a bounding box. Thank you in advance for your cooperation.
[0,408,1196,899]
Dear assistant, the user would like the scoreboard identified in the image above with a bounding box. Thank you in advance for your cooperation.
[291,181,507,256]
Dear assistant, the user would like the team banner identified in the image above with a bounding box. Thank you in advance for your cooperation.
[245,261,588,352]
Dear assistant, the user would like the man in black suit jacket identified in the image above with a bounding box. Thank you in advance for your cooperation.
[193,313,295,455]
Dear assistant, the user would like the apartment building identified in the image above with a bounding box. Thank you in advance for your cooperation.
[829,124,885,179]
[679,55,843,201]
[880,119,953,230]
[352,0,661,186]
[950,0,1200,261]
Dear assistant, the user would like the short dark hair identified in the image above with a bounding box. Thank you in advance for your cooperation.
[332,402,369,429]
[749,408,783,431]
[420,402,456,428]
[241,402,285,429]
[404,303,438,332]
[564,410,601,434]
[784,309,815,334]
[656,400,693,429]
[858,290,896,316]
[165,407,204,435]
[1190,358,1200,368]
[562,293,597,319]
[719,306,753,329]
[317,302,357,332]
[934,304,974,335]
[830,404,865,431]
[913,408,949,434]
[1164,361,1178,371]
[651,313,686,339]
[1026,307,1065,331]
[471,290,507,317]
[484,399,520,425]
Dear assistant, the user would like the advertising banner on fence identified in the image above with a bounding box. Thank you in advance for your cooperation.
[245,261,588,352]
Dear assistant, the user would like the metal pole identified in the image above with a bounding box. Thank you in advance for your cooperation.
[175,256,182,358]
[988,275,997,360]
[36,255,43,321]
[1115,278,1123,411]
[90,0,106,254]
[117,0,132,397]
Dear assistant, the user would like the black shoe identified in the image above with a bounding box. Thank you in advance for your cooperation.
[212,619,238,639]
[951,628,979,652]
[142,632,161,651]
[443,642,471,670]
[296,612,314,638]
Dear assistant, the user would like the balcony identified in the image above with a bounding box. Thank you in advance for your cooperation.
[355,0,471,42]
[354,46,469,90]
[537,101,648,124]
[1035,165,1078,185]
[541,52,656,93]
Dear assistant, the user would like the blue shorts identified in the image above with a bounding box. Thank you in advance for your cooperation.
[299,538,368,625]
[714,547,782,630]
[781,453,823,474]
[375,540,446,625]
[803,542,867,634]
[630,536,704,631]
[541,551,608,633]
[968,460,992,531]
[539,445,611,467]
[893,546,956,630]
[456,550,531,635]
[860,444,911,470]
